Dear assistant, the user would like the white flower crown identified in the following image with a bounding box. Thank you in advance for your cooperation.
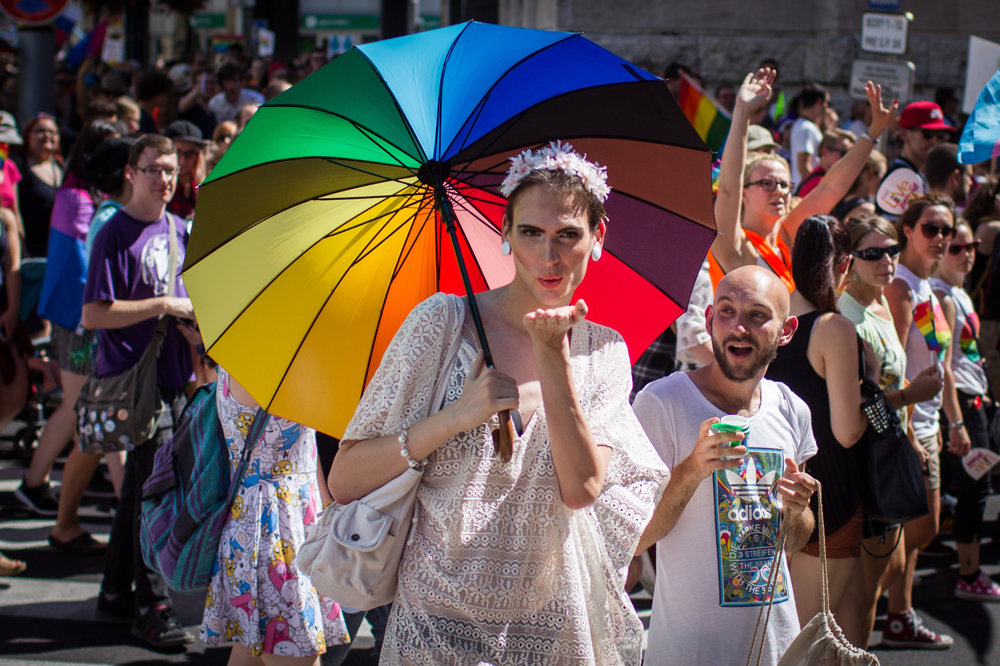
[499,140,610,203]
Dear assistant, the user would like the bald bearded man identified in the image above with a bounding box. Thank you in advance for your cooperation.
[634,266,819,666]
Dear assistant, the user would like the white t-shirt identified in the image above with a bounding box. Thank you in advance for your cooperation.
[896,264,949,440]
[930,278,989,396]
[633,373,817,666]
[675,259,713,368]
[208,88,265,124]
[789,117,822,186]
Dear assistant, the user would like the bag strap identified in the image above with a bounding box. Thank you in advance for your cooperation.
[226,408,269,506]
[746,482,826,666]
[166,213,178,299]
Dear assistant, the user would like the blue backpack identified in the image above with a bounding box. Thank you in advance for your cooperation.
[139,382,267,593]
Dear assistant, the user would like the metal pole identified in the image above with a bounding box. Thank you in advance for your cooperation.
[434,183,516,460]
[17,27,56,126]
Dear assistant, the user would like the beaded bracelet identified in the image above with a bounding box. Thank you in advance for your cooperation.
[398,429,423,468]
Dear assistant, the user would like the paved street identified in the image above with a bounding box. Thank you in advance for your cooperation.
[1,433,998,664]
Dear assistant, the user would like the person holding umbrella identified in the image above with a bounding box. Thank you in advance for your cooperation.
[327,142,669,663]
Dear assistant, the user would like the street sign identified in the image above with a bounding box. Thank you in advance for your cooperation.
[868,0,901,9]
[301,14,379,32]
[0,0,67,26]
[850,59,915,103]
[861,12,911,55]
[190,12,226,30]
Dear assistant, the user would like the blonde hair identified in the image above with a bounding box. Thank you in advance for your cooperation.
[743,151,790,187]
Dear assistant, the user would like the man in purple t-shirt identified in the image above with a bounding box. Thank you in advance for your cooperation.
[82,133,197,649]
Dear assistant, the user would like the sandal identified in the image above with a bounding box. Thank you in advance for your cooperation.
[48,531,106,555]
[0,554,27,577]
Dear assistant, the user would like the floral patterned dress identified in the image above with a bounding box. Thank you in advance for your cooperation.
[201,369,349,656]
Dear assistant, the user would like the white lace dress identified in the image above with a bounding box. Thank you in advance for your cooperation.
[343,293,669,665]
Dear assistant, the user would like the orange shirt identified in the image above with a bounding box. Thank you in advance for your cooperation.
[707,228,795,293]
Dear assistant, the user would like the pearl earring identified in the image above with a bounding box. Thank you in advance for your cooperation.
[501,240,511,256]
[591,243,602,261]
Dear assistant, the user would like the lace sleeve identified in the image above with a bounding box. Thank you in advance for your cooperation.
[343,293,462,441]
[577,323,670,571]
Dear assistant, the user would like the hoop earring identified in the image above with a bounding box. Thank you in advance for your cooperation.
[591,243,602,261]
[500,240,511,256]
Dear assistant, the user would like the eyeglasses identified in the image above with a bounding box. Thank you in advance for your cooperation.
[852,244,901,261]
[135,165,178,179]
[921,129,952,141]
[746,178,792,193]
[947,240,981,255]
[919,222,957,240]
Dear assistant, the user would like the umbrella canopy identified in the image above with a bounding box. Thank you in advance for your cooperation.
[184,21,716,438]
[958,67,1000,166]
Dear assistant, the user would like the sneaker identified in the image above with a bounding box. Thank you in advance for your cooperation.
[955,572,1000,602]
[130,605,194,649]
[881,608,954,649]
[14,479,58,516]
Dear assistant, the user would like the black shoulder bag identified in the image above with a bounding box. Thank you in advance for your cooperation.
[857,336,929,525]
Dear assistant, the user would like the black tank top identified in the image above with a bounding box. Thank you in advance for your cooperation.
[766,310,863,538]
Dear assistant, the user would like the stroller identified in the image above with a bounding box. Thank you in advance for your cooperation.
[0,258,60,458]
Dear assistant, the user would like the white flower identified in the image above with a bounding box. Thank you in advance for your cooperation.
[498,140,610,202]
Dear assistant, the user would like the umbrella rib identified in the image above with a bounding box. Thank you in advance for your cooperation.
[186,177,419,273]
[201,189,428,359]
[440,32,579,162]
[263,188,430,407]
[258,103,426,167]
[434,21,474,160]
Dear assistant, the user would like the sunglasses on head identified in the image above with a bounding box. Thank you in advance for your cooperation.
[745,177,791,193]
[921,129,951,141]
[947,240,981,255]
[852,244,901,261]
[918,222,956,240]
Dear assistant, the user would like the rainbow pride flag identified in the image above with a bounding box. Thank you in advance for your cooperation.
[913,300,951,360]
[677,73,731,156]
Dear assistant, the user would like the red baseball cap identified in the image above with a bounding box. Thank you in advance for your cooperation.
[899,101,953,131]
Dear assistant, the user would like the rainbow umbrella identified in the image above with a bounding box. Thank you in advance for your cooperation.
[183,21,716,438]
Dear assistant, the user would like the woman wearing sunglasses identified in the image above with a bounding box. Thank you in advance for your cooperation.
[711,68,895,291]
[840,213,942,648]
[764,215,870,647]
[880,193,965,648]
[930,220,1000,603]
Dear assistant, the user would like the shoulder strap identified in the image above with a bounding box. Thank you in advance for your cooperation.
[165,213,178,299]
[226,408,269,505]
[743,229,796,293]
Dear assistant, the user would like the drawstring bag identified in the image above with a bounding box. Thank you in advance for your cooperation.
[139,382,268,593]
[747,483,880,666]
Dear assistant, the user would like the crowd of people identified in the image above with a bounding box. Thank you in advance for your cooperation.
[0,38,997,666]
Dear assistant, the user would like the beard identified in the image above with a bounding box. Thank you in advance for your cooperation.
[713,333,780,382]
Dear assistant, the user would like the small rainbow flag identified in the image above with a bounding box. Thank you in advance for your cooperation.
[913,301,951,360]
[0,142,8,168]
[677,73,731,156]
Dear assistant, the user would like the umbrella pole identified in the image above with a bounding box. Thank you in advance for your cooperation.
[434,185,516,461]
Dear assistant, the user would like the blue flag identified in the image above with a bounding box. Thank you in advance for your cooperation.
[959,67,1000,165]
